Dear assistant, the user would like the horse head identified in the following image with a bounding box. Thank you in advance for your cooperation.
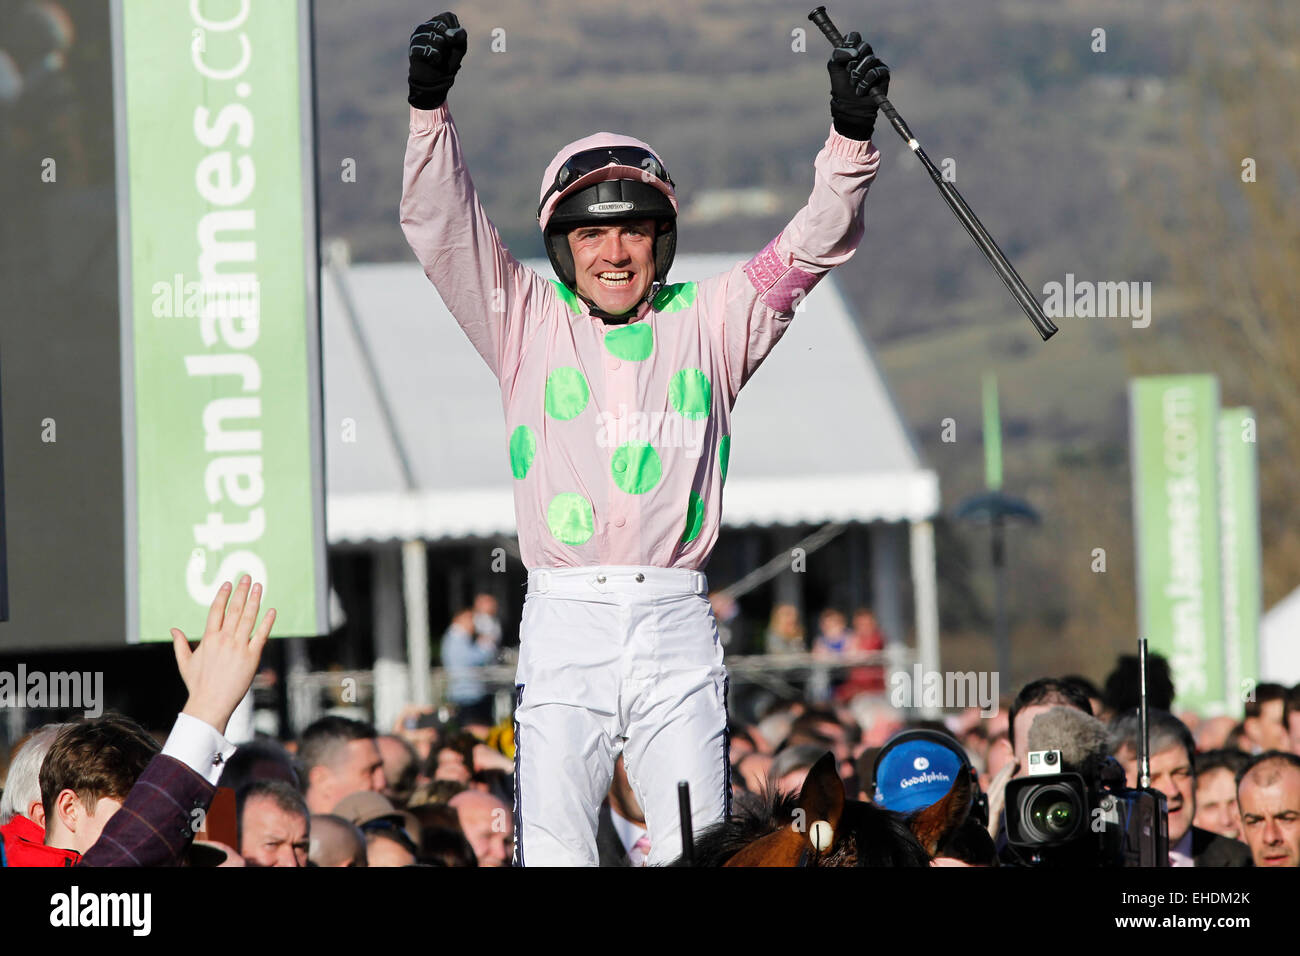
[704,751,972,866]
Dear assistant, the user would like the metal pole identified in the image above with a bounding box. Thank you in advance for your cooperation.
[909,520,941,714]
[403,539,432,709]
[992,514,1010,685]
[1138,637,1151,790]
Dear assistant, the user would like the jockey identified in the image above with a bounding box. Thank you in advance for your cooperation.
[400,11,889,865]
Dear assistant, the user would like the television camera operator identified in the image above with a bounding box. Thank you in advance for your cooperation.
[999,707,1163,868]
[1110,709,1252,867]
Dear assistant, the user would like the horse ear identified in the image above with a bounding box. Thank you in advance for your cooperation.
[793,750,845,854]
[908,771,972,856]
[797,752,845,830]
[725,754,843,867]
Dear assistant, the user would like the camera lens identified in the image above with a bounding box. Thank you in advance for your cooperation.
[1033,799,1073,834]
[1021,783,1084,843]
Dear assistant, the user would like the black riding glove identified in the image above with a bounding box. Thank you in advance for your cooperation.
[827,31,891,141]
[408,12,467,110]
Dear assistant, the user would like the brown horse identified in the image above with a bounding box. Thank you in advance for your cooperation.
[675,751,972,866]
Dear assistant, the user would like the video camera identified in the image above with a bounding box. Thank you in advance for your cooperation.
[1004,747,1168,867]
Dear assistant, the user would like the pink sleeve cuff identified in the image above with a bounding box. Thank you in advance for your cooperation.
[409,103,451,133]
[825,126,880,163]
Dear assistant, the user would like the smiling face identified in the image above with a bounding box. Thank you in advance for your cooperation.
[567,219,657,315]
[1118,743,1196,844]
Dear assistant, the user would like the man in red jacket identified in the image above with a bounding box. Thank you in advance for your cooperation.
[0,723,69,866]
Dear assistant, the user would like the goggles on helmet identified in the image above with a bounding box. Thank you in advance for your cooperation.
[537,146,674,220]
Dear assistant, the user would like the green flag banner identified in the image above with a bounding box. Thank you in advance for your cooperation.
[114,0,326,642]
[1129,375,1225,712]
[1218,408,1261,714]
[982,372,1003,492]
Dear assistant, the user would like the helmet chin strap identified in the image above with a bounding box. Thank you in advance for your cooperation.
[578,280,660,324]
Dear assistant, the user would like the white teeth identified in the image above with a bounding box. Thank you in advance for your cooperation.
[598,272,631,286]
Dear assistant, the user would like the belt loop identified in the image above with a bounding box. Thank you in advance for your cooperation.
[536,570,551,594]
[693,571,705,595]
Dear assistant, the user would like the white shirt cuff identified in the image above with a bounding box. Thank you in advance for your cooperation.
[161,712,237,787]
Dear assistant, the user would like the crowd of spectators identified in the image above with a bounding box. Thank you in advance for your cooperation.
[2,578,1298,868]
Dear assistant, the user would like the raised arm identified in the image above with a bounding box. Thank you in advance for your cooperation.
[707,31,890,406]
[79,577,274,867]
[400,12,551,381]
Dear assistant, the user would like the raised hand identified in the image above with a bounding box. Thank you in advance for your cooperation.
[171,575,276,736]
[408,11,468,110]
[827,30,891,141]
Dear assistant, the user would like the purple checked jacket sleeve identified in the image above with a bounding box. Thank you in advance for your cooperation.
[77,755,214,867]
[78,713,235,867]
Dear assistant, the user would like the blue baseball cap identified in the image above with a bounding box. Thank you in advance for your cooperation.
[873,735,967,813]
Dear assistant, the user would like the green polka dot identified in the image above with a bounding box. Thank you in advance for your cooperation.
[669,368,712,420]
[545,367,589,420]
[652,281,698,313]
[509,425,536,479]
[681,491,704,544]
[548,278,581,315]
[547,493,594,545]
[719,434,731,483]
[611,441,662,495]
[604,323,654,361]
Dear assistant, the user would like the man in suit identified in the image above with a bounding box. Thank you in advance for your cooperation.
[37,714,167,865]
[597,756,649,867]
[2,575,275,867]
[1110,708,1252,867]
[1236,751,1300,867]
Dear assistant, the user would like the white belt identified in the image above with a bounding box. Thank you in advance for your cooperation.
[527,566,708,597]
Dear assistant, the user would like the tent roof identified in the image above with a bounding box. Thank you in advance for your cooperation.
[323,255,938,544]
[1262,585,1300,684]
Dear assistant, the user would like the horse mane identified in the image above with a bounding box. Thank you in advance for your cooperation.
[836,800,933,867]
[670,784,802,866]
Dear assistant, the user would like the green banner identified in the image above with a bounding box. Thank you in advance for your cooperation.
[1129,375,1225,712]
[1218,408,1261,714]
[982,371,1002,492]
[116,0,325,642]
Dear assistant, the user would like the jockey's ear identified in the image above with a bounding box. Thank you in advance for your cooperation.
[908,772,973,856]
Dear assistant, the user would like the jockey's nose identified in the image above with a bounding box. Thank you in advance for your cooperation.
[599,230,632,265]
